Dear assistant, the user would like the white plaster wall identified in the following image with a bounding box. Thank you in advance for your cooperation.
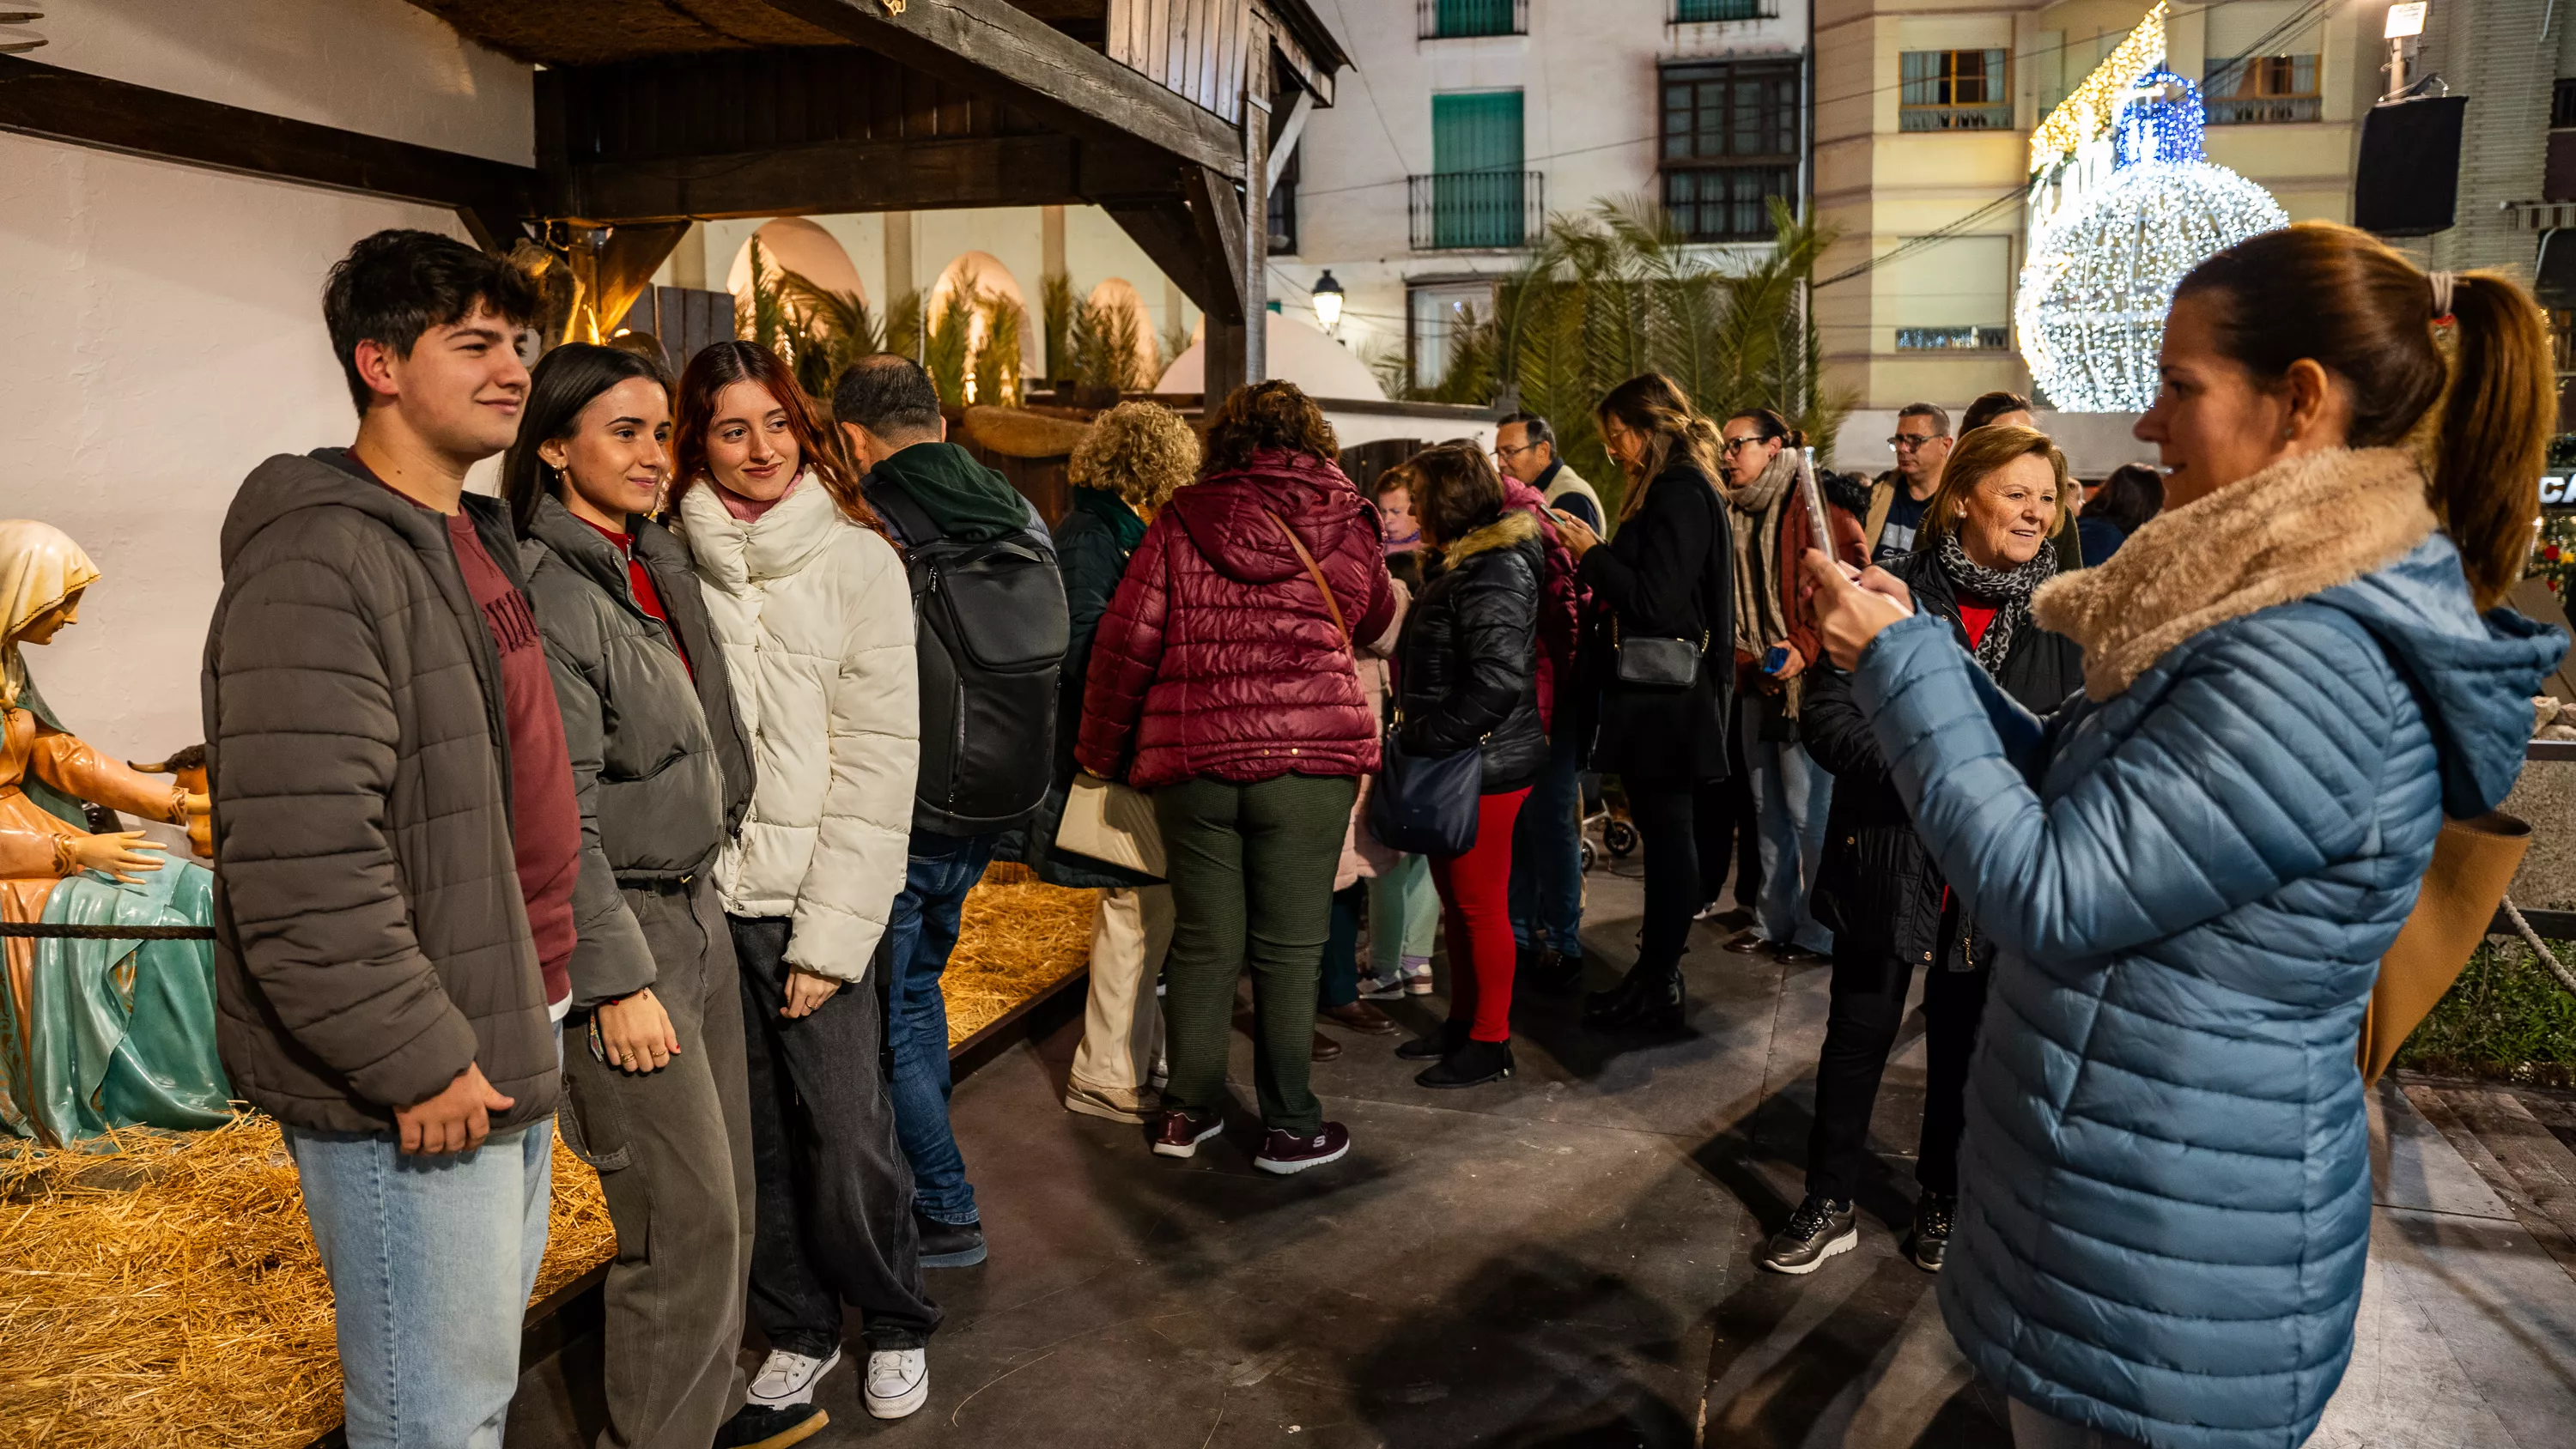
[32,0,532,165]
[1291,0,1812,371]
[2,1,532,767]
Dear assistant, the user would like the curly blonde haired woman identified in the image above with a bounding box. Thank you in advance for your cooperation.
[1038,402,1200,1123]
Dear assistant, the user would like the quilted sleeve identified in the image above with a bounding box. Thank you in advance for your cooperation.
[206,542,477,1110]
[786,532,920,983]
[1853,608,2389,962]
[1076,515,1173,780]
[532,581,655,1007]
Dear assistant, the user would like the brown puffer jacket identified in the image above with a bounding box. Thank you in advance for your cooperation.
[202,452,558,1135]
[1075,450,1398,791]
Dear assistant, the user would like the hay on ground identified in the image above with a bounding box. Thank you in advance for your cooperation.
[0,867,1094,1447]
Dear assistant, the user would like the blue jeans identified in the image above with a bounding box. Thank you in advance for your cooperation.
[285,1117,554,1449]
[886,828,999,1226]
[1509,729,1586,958]
[1741,693,1836,955]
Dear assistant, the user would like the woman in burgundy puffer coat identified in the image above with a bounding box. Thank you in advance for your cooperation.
[1078,381,1397,1175]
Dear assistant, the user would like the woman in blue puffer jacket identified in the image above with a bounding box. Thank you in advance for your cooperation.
[1804,223,2564,1449]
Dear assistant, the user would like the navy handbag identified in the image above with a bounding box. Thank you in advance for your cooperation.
[1369,720,1484,857]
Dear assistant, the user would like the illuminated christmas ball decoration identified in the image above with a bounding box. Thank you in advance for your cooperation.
[2017,68,2287,412]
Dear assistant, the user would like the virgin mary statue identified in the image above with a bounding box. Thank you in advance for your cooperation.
[0,519,228,1146]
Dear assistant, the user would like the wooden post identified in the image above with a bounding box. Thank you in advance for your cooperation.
[1241,33,1271,390]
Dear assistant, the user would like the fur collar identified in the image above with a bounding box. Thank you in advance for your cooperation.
[2032,447,2434,700]
[1437,508,1539,563]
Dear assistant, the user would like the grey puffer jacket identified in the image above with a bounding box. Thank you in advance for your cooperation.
[204,452,556,1135]
[520,494,755,1007]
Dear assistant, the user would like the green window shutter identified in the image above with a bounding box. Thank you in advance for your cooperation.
[1431,90,1525,175]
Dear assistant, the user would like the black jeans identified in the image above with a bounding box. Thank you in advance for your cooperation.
[1803,943,1990,1203]
[1694,709,1760,909]
[732,915,941,1355]
[1626,787,1701,976]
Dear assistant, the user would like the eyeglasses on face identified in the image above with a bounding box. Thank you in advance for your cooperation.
[1493,441,1540,461]
[1719,436,1767,455]
[1887,433,1941,452]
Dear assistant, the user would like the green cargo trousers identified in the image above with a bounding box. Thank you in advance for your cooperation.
[1152,773,1357,1136]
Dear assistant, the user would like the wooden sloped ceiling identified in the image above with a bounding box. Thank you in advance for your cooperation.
[402,0,1112,64]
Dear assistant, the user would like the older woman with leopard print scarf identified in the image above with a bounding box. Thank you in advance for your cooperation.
[1759,424,2085,1279]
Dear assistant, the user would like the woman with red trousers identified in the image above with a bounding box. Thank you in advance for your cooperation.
[1388,445,1549,1088]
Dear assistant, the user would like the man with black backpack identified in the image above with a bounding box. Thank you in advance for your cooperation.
[835,355,1069,1274]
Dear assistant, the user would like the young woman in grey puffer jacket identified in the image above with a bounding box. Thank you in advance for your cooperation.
[503,344,762,1449]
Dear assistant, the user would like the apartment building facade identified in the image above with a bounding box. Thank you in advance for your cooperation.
[1274,0,1814,392]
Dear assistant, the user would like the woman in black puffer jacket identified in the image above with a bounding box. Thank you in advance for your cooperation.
[1388,443,1546,1088]
[1765,424,2083,1280]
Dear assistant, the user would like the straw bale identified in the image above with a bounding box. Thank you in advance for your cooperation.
[945,873,1099,1044]
[0,1117,611,1448]
[0,871,1091,1446]
[962,405,1092,460]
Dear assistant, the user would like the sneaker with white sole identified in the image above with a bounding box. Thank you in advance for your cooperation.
[1756,1195,1858,1275]
[864,1347,929,1420]
[1254,1122,1350,1174]
[747,1345,841,1408]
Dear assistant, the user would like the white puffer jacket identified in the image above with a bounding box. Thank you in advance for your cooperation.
[678,477,918,982]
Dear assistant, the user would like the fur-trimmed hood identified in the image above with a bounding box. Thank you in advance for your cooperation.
[1435,507,1540,564]
[2034,447,2435,700]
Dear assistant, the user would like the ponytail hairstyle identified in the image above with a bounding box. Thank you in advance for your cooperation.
[1595,373,1729,519]
[500,343,670,537]
[670,340,889,540]
[2172,221,2554,609]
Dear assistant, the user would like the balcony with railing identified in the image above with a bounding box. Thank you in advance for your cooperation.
[1898,325,2009,351]
[1410,171,1544,250]
[2205,94,2320,124]
[1672,0,1771,21]
[1899,49,2010,132]
[2203,55,2320,125]
[1418,0,1526,39]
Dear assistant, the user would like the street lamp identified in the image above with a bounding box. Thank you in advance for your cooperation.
[1310,270,1344,332]
[2384,2,2426,99]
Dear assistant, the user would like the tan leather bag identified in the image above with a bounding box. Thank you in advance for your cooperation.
[1057,773,1166,878]
[2360,811,2531,1085]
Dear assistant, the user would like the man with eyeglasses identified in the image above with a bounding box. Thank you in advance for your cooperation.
[1858,403,1952,567]
[1492,411,1601,994]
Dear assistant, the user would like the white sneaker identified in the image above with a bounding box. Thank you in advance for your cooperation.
[865,1347,929,1420]
[748,1346,841,1409]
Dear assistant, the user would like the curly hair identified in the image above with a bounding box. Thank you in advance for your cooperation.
[1069,401,1200,512]
[1200,379,1340,476]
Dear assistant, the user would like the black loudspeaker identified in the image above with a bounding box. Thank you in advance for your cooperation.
[2354,95,2470,238]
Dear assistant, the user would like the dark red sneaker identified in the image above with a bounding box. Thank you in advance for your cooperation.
[1150,1108,1224,1158]
[1254,1121,1350,1174]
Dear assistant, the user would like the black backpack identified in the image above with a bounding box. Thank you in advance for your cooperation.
[868,485,1071,837]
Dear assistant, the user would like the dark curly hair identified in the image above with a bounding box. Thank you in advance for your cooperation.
[1200,379,1340,476]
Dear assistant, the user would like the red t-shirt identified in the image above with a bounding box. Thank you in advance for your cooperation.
[447,512,580,1009]
[1957,601,1998,651]
[578,515,690,676]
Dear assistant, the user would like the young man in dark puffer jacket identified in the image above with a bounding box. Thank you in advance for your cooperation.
[204,231,580,1449]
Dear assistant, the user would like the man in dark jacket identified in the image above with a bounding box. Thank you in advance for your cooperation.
[839,355,1065,1273]
[204,230,579,1448]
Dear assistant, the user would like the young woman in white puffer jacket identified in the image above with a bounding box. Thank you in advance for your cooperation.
[669,341,940,1438]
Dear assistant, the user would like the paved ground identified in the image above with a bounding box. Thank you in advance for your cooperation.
[508,870,2576,1448]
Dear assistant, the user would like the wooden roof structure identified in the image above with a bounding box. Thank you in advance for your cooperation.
[0,0,1350,394]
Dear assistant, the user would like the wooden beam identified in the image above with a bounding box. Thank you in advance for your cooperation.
[1103,199,1226,317]
[0,53,538,221]
[1182,166,1247,324]
[560,134,1182,224]
[761,0,1245,181]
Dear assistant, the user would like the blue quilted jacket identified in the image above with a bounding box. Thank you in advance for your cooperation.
[1850,534,2561,1448]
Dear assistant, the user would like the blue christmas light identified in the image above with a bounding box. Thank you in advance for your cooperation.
[2111,67,2204,168]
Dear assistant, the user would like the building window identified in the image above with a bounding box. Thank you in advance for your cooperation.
[1419,0,1525,39]
[1900,50,2011,131]
[1672,0,1769,21]
[1897,326,2009,351]
[1409,280,1495,391]
[2555,77,2576,130]
[1658,60,1801,242]
[1416,91,1537,250]
[1268,148,1299,256]
[2203,54,2319,124]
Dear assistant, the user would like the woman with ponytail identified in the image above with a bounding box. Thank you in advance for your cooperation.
[1803,222,2562,1448]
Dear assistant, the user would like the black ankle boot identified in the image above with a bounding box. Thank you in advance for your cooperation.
[1397,1019,1469,1061]
[1583,964,1684,1031]
[1415,1035,1514,1088]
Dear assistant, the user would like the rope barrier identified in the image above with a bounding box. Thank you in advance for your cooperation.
[2499,898,2576,999]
